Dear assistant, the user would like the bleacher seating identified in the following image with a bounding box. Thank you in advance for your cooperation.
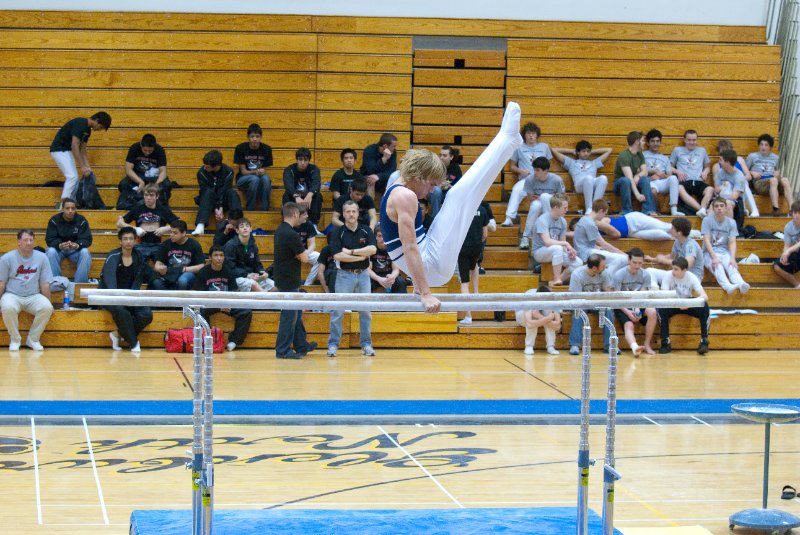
[0,10,793,350]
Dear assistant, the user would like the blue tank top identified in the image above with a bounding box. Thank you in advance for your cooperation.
[379,184,425,261]
[608,216,629,238]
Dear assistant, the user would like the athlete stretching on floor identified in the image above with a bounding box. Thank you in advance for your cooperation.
[380,102,523,312]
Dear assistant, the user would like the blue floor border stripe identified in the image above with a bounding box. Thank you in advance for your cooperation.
[1,398,798,416]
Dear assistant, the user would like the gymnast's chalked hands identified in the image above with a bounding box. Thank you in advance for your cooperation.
[420,292,441,313]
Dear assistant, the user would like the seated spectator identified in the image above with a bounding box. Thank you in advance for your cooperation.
[515,286,561,356]
[100,227,154,353]
[519,157,565,250]
[360,133,398,199]
[213,208,244,248]
[368,225,408,294]
[658,257,710,355]
[192,150,240,235]
[456,202,490,326]
[532,193,581,287]
[612,248,657,356]
[233,123,272,212]
[746,133,794,215]
[294,205,320,286]
[477,200,496,275]
[552,140,611,215]
[195,244,253,352]
[117,184,179,261]
[773,200,800,288]
[418,198,433,231]
[50,111,111,203]
[502,122,552,227]
[223,218,272,292]
[646,216,704,287]
[45,198,92,283]
[428,145,463,219]
[317,242,337,293]
[150,220,205,291]
[0,229,54,351]
[330,148,363,203]
[567,254,614,355]
[332,178,377,230]
[283,148,323,233]
[117,133,170,209]
[702,196,750,295]
[672,129,714,216]
[714,139,758,217]
[327,200,377,358]
[571,199,628,275]
[643,129,684,216]
[713,149,747,223]
[613,131,655,215]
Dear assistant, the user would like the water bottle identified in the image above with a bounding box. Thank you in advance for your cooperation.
[62,289,70,310]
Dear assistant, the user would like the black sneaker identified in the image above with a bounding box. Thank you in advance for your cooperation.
[659,342,672,354]
[276,351,303,359]
[296,341,318,357]
[697,340,709,355]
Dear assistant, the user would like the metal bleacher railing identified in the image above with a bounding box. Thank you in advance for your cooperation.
[768,0,800,198]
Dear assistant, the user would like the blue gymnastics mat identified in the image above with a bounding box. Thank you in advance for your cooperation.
[130,506,622,534]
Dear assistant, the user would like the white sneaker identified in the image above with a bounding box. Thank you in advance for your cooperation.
[25,337,44,351]
[191,224,205,235]
[569,345,580,355]
[546,346,560,356]
[739,282,751,294]
[109,331,121,351]
[362,345,376,357]
[314,224,324,236]
[458,317,473,326]
[739,253,760,264]
[327,345,337,357]
[696,208,707,218]
[774,232,785,240]
[226,342,237,352]
[671,207,685,216]
[130,343,141,353]
[750,210,760,218]
[8,341,20,351]
[689,229,702,240]
[519,237,529,250]
[524,346,534,355]
[500,218,514,227]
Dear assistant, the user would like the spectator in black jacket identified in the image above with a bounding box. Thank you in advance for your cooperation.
[195,244,252,352]
[213,208,244,248]
[282,147,322,230]
[360,133,397,198]
[99,227,154,353]
[222,218,273,292]
[45,198,93,283]
[192,150,241,236]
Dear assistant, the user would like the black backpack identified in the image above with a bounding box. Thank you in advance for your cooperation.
[75,172,107,209]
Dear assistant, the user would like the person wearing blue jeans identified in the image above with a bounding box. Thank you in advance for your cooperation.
[567,254,615,354]
[233,123,273,211]
[613,131,657,215]
[44,198,93,283]
[327,200,378,357]
[149,220,206,290]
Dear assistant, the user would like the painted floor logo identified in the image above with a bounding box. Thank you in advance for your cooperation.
[0,431,497,473]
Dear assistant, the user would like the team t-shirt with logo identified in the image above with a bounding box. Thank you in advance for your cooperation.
[0,250,53,297]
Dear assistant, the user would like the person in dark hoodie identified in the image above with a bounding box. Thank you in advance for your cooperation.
[45,197,93,283]
[192,149,241,236]
[99,227,154,353]
[282,147,322,231]
[222,217,273,292]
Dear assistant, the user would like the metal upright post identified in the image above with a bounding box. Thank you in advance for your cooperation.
[202,327,214,535]
[599,309,622,535]
[182,306,205,535]
[575,309,593,535]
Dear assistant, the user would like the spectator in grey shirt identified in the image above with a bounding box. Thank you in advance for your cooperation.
[0,229,54,351]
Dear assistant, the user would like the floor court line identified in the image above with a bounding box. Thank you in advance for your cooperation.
[642,415,663,427]
[691,415,714,427]
[376,424,464,509]
[30,416,42,525]
[81,417,109,525]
